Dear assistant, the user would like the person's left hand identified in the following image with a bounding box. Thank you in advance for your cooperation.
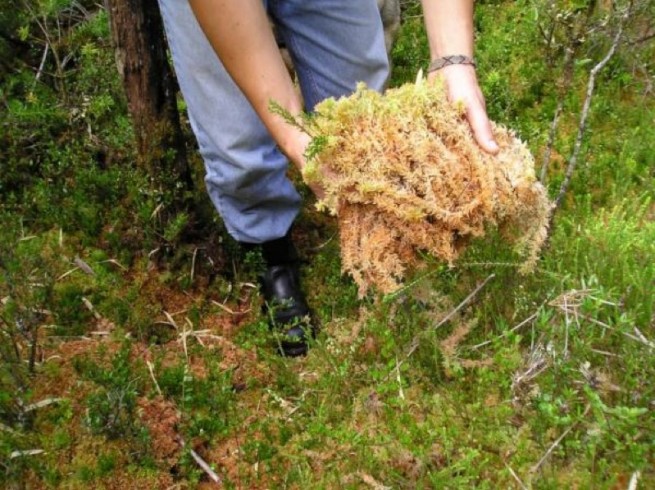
[429,64,499,154]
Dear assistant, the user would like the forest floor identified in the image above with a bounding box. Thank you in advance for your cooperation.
[2,1,654,488]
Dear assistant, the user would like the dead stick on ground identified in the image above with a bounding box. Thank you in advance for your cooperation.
[143,348,214,486]
[10,449,46,459]
[189,447,221,485]
[505,463,528,490]
[628,471,641,490]
[177,437,222,485]
[24,398,64,412]
[531,424,575,474]
[531,404,590,474]
[398,273,495,370]
[469,310,539,351]
[552,7,630,212]
[190,247,199,284]
[33,42,50,86]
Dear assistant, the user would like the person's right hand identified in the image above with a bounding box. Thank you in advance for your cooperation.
[431,64,499,154]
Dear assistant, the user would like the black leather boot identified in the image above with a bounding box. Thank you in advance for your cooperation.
[243,231,316,357]
[260,262,314,357]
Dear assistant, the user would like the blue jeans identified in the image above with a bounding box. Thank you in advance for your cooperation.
[158,0,389,243]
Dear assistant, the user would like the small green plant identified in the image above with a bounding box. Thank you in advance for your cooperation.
[0,226,60,429]
[73,342,147,443]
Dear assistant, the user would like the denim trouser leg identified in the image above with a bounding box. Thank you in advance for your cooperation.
[158,0,388,243]
[268,0,389,110]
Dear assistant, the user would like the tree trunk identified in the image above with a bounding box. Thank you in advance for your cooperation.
[105,0,193,203]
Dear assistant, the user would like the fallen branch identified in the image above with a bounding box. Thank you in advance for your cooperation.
[469,311,539,351]
[530,405,590,474]
[145,362,221,485]
[531,424,575,474]
[505,463,528,490]
[23,398,64,413]
[190,247,200,284]
[189,448,221,485]
[628,471,641,490]
[10,449,45,459]
[33,42,50,85]
[177,437,221,485]
[399,274,495,368]
[552,8,630,211]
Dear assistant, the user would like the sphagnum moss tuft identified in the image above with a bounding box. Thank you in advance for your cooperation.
[302,79,552,297]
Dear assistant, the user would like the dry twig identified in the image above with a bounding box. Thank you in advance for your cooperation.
[553,6,631,211]
[470,311,539,351]
[505,463,528,490]
[399,274,495,369]
[10,449,45,459]
[530,405,590,474]
[628,471,641,490]
[23,398,64,412]
[177,437,222,485]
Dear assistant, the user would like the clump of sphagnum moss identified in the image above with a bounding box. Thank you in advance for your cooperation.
[288,78,552,296]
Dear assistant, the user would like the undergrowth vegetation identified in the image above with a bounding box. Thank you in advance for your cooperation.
[1,0,654,488]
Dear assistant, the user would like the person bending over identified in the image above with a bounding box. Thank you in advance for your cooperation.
[158,0,499,356]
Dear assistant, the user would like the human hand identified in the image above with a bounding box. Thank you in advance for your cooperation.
[280,129,328,200]
[429,64,499,154]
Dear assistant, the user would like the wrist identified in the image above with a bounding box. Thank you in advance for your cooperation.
[427,55,476,74]
[278,128,311,171]
[428,62,477,85]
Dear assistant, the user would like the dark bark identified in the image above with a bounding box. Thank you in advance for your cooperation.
[105,0,193,201]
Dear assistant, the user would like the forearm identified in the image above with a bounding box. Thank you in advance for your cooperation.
[189,0,308,167]
[420,0,474,58]
[421,1,498,153]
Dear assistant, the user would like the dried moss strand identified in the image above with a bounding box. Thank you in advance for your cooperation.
[302,80,551,296]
